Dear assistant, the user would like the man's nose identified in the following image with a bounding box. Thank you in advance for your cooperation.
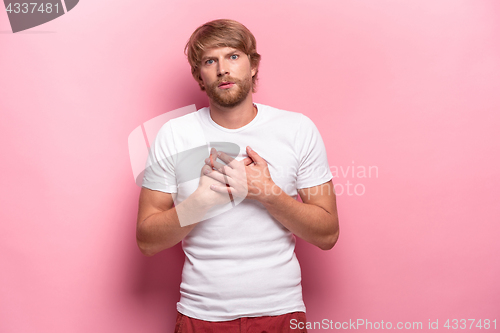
[217,60,228,76]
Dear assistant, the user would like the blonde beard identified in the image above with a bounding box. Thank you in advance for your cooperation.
[205,75,252,108]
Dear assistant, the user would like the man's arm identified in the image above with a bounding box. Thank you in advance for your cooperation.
[261,180,339,250]
[137,162,233,256]
[136,188,196,256]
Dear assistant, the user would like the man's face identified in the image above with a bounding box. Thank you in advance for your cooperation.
[198,47,257,108]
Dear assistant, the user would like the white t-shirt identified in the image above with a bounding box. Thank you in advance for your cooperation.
[142,103,332,321]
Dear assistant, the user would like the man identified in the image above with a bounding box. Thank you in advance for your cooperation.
[136,19,339,333]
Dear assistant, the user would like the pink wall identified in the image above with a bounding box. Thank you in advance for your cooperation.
[1,1,499,332]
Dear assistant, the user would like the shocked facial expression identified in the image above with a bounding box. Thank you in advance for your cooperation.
[198,47,257,108]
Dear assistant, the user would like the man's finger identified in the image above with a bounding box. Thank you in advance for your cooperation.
[204,168,235,187]
[210,148,219,169]
[242,157,254,166]
[217,151,238,168]
[210,183,235,199]
[201,164,213,175]
[205,156,225,170]
[246,146,266,165]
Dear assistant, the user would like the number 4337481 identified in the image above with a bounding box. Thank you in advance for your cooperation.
[6,3,60,14]
[444,319,496,330]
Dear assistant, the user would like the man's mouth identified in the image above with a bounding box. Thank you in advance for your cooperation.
[218,81,235,89]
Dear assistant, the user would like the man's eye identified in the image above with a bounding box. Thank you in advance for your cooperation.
[230,54,239,60]
[205,59,214,65]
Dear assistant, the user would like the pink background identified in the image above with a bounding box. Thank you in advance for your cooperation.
[1,0,499,332]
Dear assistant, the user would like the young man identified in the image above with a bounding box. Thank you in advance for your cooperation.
[136,19,339,332]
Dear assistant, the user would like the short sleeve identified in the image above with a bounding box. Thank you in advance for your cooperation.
[141,121,178,193]
[295,115,333,189]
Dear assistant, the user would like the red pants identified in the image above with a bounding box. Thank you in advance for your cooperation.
[174,311,308,333]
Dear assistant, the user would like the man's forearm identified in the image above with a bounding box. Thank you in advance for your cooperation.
[260,187,339,250]
[136,193,209,256]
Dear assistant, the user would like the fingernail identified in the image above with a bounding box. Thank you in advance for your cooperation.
[247,146,252,151]
[204,169,210,175]
[217,151,222,157]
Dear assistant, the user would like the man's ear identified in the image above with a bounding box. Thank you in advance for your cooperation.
[196,74,205,88]
[248,55,257,77]
[251,66,257,78]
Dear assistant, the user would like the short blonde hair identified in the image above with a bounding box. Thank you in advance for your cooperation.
[185,19,261,92]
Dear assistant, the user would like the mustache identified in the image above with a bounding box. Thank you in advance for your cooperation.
[215,76,239,85]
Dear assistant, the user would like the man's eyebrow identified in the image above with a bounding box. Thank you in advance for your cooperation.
[201,49,241,61]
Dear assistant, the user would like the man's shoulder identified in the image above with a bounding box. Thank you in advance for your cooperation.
[256,103,306,122]
[257,104,323,142]
[152,109,206,153]
[156,109,202,134]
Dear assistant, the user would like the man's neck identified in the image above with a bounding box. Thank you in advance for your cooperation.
[208,94,257,130]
